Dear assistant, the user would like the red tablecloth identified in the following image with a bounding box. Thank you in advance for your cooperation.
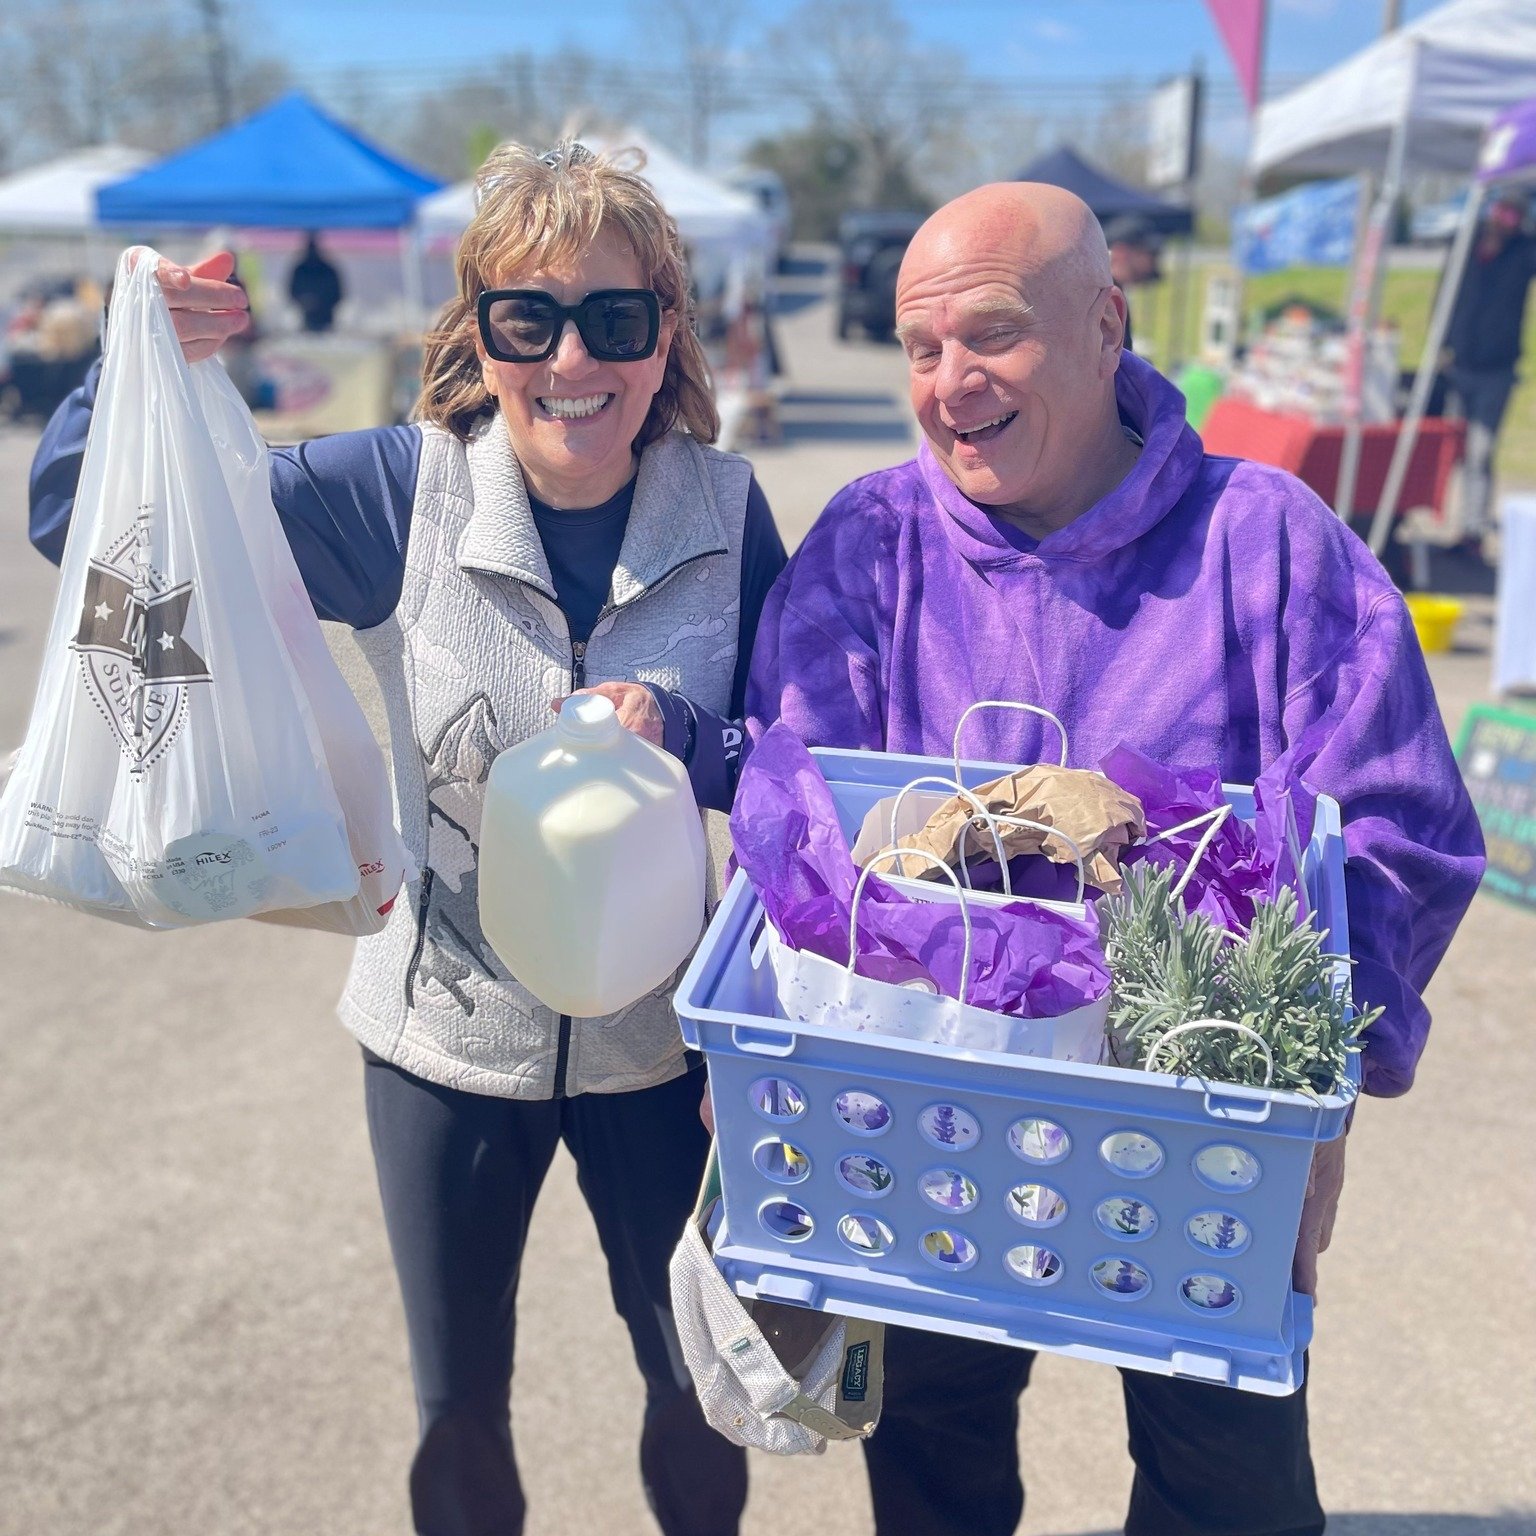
[1201,399,1465,519]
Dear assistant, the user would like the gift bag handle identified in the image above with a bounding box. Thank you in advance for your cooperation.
[1280,788,1313,923]
[1143,1018,1275,1088]
[952,700,1070,776]
[849,848,975,1007]
[883,774,1011,894]
[987,815,1088,905]
[1145,803,1234,902]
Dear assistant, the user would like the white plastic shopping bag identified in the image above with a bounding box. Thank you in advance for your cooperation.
[193,349,410,935]
[0,247,362,926]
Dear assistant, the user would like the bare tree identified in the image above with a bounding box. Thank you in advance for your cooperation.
[638,0,748,165]
[395,48,647,182]
[0,0,290,166]
[765,0,969,208]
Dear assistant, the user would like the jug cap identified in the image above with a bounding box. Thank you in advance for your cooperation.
[556,693,622,744]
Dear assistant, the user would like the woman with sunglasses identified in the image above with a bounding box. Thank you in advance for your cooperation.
[29,142,785,1536]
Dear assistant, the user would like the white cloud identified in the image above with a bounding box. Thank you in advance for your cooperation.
[1029,16,1081,43]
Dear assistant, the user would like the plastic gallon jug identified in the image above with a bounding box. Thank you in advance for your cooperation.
[477,694,707,1016]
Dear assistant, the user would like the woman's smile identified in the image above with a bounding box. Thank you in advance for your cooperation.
[535,392,616,422]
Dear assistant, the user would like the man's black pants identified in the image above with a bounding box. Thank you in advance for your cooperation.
[863,1326,1323,1536]
[363,1051,747,1536]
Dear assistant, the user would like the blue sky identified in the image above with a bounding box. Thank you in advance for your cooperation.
[259,0,1443,91]
[248,0,1447,174]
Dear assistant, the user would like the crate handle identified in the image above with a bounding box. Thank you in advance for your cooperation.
[952,700,1070,774]
[882,774,1011,893]
[731,1024,797,1057]
[1143,1019,1275,1087]
[850,848,974,1006]
[1199,1091,1274,1125]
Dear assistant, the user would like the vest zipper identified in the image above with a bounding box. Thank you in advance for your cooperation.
[553,1013,573,1100]
[553,551,716,1097]
[555,633,588,1098]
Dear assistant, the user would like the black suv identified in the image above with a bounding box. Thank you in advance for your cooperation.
[835,210,924,342]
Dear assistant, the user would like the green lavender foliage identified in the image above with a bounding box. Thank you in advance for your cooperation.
[1102,865,1381,1095]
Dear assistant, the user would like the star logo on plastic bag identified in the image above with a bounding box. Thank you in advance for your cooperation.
[69,517,211,771]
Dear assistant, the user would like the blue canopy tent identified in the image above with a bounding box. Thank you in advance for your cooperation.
[95,92,442,229]
[1014,146,1194,237]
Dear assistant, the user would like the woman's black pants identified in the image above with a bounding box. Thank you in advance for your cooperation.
[363,1050,747,1536]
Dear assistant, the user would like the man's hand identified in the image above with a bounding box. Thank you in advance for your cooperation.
[1292,1134,1347,1298]
[552,682,664,747]
[700,1081,715,1134]
[129,251,250,363]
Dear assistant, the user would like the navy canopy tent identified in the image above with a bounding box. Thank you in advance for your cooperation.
[1015,147,1194,237]
[96,93,442,228]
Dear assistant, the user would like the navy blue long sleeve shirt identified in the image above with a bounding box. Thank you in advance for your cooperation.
[28,362,787,812]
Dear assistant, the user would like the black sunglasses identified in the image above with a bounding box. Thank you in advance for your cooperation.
[477,287,662,363]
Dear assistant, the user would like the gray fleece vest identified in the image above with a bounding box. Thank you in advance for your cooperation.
[338,416,751,1099]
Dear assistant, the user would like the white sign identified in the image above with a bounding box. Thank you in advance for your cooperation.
[1148,75,1201,190]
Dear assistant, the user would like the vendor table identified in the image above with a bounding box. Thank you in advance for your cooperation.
[248,333,396,441]
[1201,399,1464,520]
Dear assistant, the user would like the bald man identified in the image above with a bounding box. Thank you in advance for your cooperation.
[745,184,1482,1534]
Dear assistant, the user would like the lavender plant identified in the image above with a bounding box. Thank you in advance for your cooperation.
[1113,1199,1145,1236]
[1212,1213,1242,1251]
[1103,865,1380,1095]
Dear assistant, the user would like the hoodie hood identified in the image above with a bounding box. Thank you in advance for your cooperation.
[918,351,1206,570]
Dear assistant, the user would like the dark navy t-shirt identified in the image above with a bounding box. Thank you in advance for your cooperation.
[528,480,635,645]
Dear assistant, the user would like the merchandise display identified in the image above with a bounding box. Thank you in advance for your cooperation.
[1224,306,1399,423]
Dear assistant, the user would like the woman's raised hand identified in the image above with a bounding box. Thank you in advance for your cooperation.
[140,250,251,363]
[551,683,665,747]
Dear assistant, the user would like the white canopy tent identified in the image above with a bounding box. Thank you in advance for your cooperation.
[1247,0,1536,531]
[1249,0,1536,180]
[0,145,154,233]
[417,127,775,259]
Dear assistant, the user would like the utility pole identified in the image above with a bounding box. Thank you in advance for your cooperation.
[1167,61,1203,373]
[1228,1,1270,358]
[196,0,235,129]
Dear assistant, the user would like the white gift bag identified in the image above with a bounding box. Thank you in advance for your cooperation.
[193,347,410,935]
[766,847,1108,1062]
[0,248,360,926]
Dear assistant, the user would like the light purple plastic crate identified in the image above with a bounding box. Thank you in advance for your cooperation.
[674,747,1359,1395]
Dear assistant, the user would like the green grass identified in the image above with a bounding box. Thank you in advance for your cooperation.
[1135,261,1536,488]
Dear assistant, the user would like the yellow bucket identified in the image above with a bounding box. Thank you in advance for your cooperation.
[1404,594,1463,654]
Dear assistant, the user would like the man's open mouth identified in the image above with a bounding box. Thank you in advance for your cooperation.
[952,410,1018,445]
[537,393,614,421]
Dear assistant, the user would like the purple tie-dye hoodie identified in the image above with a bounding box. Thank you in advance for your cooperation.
[746,353,1484,1097]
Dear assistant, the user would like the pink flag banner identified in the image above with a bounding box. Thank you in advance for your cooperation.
[1206,0,1266,113]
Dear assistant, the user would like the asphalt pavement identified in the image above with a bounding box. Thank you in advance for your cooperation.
[1,266,1532,1536]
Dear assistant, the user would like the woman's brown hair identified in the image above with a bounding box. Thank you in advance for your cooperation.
[415,140,718,446]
